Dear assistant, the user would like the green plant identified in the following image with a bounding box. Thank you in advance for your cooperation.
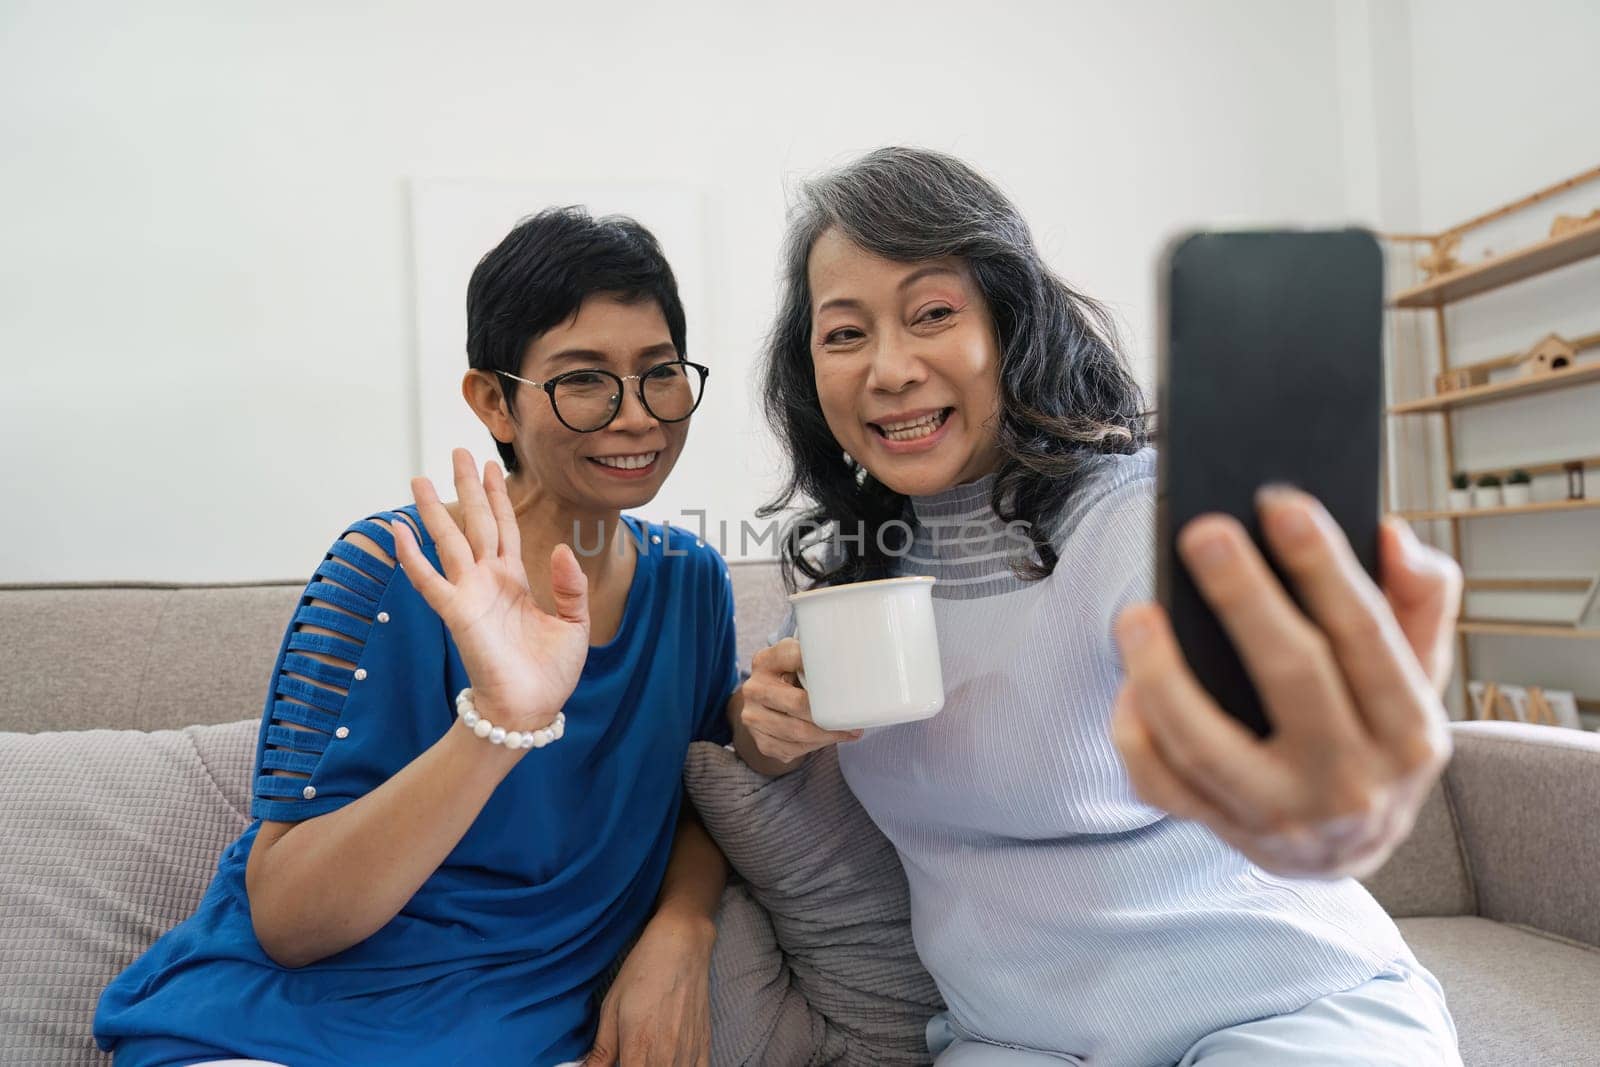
[1508,469,1532,485]
[1477,474,1502,488]
[1452,471,1470,490]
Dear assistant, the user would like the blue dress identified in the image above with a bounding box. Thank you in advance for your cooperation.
[94,506,738,1067]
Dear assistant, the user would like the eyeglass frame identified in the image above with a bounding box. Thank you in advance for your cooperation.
[494,359,711,433]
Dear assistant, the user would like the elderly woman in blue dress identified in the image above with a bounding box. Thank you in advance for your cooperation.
[95,209,737,1067]
[734,147,1464,1066]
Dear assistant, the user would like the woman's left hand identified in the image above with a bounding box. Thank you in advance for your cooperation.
[582,911,714,1067]
[1111,485,1462,880]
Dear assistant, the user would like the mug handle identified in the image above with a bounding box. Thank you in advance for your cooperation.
[790,633,807,690]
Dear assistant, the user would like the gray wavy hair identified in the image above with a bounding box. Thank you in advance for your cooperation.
[758,146,1148,589]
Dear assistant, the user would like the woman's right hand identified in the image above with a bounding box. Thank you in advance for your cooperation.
[738,637,862,766]
[393,448,590,735]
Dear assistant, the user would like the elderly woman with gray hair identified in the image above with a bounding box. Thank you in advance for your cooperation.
[731,147,1463,1065]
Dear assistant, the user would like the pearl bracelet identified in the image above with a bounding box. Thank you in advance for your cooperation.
[455,688,564,750]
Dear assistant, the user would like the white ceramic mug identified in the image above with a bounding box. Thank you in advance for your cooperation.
[788,575,945,731]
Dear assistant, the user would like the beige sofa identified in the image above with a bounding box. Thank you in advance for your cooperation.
[2,573,1598,1066]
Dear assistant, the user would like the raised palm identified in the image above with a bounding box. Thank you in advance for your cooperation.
[392,448,590,734]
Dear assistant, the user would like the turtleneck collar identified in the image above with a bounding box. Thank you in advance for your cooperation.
[901,473,1035,598]
[909,472,1001,528]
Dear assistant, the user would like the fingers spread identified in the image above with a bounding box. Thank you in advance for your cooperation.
[484,460,523,564]
[452,448,498,562]
[411,475,473,582]
[392,519,451,609]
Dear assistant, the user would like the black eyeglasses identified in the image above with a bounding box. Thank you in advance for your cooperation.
[496,360,710,433]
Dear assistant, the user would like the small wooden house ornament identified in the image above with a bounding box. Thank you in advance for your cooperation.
[1518,333,1577,378]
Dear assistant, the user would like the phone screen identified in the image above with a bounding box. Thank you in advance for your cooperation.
[1156,229,1384,737]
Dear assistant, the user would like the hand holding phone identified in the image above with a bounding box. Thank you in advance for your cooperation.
[1156,229,1384,736]
[1106,228,1459,879]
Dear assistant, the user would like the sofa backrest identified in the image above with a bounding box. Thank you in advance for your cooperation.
[0,582,304,733]
[0,562,791,734]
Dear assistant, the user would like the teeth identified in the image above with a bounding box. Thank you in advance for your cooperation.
[593,452,658,470]
[878,410,948,441]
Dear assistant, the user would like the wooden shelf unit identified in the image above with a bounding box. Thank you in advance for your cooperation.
[1396,498,1600,522]
[1392,219,1600,308]
[1385,164,1600,717]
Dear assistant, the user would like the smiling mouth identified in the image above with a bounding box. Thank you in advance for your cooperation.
[588,451,659,471]
[870,409,952,442]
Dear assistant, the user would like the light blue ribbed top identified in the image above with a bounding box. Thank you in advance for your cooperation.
[836,448,1414,1065]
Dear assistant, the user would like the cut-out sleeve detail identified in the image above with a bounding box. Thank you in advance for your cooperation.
[250,508,428,823]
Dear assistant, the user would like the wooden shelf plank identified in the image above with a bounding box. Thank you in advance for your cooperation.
[1396,499,1600,521]
[1392,220,1600,307]
[1459,620,1600,640]
[1453,454,1600,481]
[1463,578,1594,592]
[1389,359,1600,414]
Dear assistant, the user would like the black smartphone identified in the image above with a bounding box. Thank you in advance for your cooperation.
[1156,229,1384,738]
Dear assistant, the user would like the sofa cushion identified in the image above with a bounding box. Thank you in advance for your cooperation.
[1397,915,1600,1067]
[710,883,841,1066]
[0,719,256,1065]
[685,742,944,1066]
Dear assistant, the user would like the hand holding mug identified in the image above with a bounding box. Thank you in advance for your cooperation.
[737,638,863,767]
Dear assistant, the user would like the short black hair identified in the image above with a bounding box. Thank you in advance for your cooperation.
[466,206,688,472]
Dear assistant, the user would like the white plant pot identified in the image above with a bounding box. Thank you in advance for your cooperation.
[1447,489,1472,511]
[1473,486,1503,509]
[1502,484,1532,507]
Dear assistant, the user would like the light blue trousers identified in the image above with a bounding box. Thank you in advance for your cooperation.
[927,957,1461,1066]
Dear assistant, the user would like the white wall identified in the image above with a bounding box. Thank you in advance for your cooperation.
[1369,0,1600,710]
[0,0,1356,581]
